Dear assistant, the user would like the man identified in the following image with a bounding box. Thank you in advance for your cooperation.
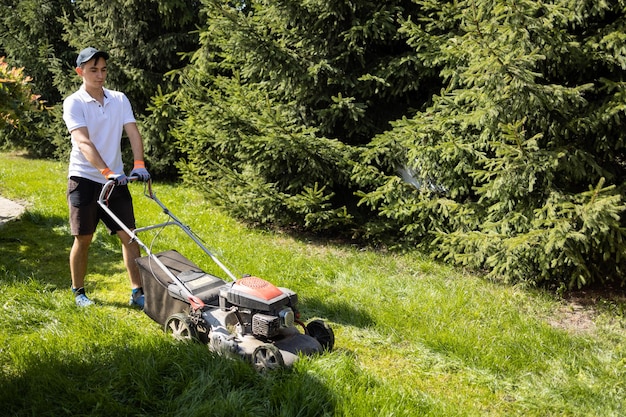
[63,47,150,308]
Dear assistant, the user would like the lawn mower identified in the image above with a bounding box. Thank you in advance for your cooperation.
[97,178,334,371]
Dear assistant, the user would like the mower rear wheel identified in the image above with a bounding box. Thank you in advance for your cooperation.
[306,319,335,351]
[164,313,198,341]
[252,344,284,371]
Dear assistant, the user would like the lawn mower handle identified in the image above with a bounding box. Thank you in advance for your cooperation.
[97,176,239,283]
[97,177,206,308]
[98,175,144,204]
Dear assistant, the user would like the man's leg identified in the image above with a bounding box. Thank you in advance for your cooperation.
[117,229,143,288]
[70,233,95,306]
[70,234,93,290]
[117,230,145,308]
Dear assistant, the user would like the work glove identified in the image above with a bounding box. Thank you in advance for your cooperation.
[129,160,150,182]
[100,167,128,185]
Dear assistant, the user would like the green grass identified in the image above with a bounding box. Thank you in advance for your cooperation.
[1,151,625,416]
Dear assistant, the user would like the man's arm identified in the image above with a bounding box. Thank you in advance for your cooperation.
[124,122,145,162]
[125,122,150,181]
[71,126,108,172]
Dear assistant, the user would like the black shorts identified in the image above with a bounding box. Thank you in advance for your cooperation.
[67,176,135,236]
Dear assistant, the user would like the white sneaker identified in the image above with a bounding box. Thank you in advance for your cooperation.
[75,293,94,307]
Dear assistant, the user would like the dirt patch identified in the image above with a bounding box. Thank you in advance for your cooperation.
[548,288,626,334]
[549,301,597,333]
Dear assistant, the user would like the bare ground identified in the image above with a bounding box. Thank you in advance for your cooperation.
[548,288,626,334]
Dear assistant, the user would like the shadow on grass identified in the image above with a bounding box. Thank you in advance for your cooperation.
[0,210,128,289]
[0,334,336,417]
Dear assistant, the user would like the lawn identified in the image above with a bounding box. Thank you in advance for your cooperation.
[0,152,625,416]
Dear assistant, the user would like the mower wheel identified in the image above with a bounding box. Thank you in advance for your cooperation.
[252,344,284,371]
[164,313,198,341]
[306,319,335,351]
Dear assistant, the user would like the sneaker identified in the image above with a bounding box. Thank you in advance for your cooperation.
[129,288,144,309]
[75,293,94,307]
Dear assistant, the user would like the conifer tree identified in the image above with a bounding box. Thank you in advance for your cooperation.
[180,0,626,287]
[356,0,626,287]
[175,0,433,232]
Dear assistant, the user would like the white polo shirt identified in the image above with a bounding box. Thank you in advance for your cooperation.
[63,86,136,184]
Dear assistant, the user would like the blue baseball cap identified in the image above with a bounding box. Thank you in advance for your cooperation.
[76,47,109,67]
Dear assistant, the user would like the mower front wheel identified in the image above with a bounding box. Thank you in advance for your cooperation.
[252,344,284,371]
[164,313,198,342]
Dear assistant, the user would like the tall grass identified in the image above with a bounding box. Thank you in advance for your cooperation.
[1,152,625,416]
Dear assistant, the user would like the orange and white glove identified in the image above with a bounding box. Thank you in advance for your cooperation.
[129,160,150,182]
[100,167,128,185]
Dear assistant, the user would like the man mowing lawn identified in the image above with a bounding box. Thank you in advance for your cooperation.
[62,47,150,308]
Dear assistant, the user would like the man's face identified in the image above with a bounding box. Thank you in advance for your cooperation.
[76,57,107,89]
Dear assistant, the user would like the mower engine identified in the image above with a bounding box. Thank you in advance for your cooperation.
[219,276,298,339]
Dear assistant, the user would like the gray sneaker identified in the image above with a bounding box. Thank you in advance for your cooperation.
[75,293,94,307]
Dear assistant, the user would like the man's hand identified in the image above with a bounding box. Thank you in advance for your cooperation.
[100,167,128,185]
[107,172,128,186]
[129,160,150,181]
[110,173,128,186]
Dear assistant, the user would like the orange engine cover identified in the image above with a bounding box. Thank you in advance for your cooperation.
[234,276,284,301]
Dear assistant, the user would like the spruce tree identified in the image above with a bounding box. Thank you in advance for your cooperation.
[175,0,434,232]
[357,0,626,287]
